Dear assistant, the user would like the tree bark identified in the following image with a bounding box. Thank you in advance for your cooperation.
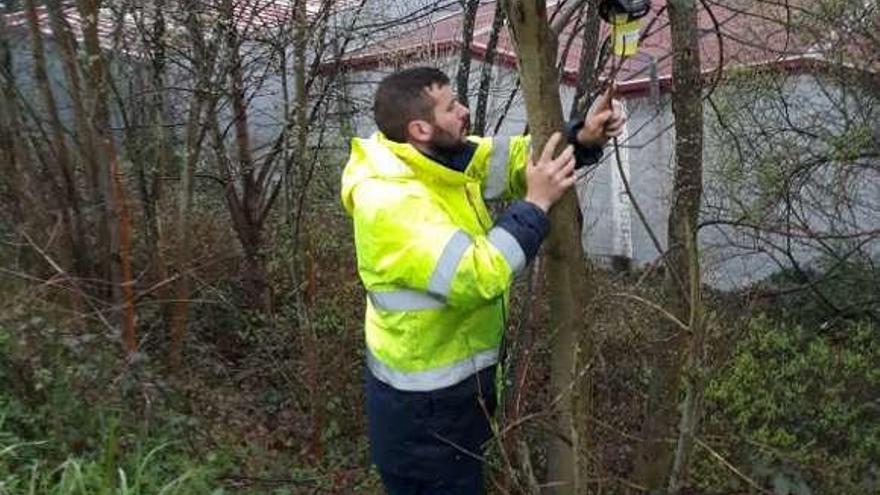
[24,0,88,278]
[170,1,214,370]
[633,0,704,490]
[455,0,480,108]
[47,0,101,207]
[220,0,271,312]
[77,0,137,358]
[169,93,204,370]
[668,224,706,494]
[46,0,103,292]
[504,1,593,492]
[0,12,33,226]
[143,0,171,294]
[473,1,504,135]
[568,0,601,119]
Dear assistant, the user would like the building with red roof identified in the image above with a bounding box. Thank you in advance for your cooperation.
[328,0,878,286]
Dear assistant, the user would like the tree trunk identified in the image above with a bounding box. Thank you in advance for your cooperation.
[455,0,480,108]
[169,95,203,370]
[24,0,89,278]
[223,0,271,311]
[473,1,504,135]
[170,2,213,370]
[504,1,593,492]
[144,0,171,294]
[110,148,137,357]
[47,0,100,206]
[77,0,137,358]
[0,13,32,226]
[568,0,601,119]
[239,225,271,312]
[667,224,706,494]
[47,0,104,286]
[633,0,704,490]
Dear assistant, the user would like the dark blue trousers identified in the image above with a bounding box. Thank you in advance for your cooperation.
[365,366,497,495]
[378,469,484,495]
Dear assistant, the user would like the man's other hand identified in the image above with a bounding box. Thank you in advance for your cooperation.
[577,85,627,147]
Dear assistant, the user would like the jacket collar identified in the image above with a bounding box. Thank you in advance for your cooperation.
[376,133,477,185]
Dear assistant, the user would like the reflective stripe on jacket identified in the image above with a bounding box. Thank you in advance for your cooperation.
[341,132,531,392]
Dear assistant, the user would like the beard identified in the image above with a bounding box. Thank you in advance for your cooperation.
[428,117,470,155]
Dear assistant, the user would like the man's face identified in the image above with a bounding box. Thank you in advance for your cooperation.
[424,83,470,152]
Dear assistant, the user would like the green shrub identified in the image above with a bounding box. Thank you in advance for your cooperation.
[0,434,220,495]
[698,315,879,494]
[0,308,222,494]
[752,254,879,327]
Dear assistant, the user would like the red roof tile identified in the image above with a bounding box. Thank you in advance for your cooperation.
[335,0,844,95]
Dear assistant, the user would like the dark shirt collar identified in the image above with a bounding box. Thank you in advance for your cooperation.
[418,141,478,173]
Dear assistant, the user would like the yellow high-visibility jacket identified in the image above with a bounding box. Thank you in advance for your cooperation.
[341,132,532,391]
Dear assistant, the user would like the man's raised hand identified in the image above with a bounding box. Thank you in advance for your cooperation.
[577,85,627,147]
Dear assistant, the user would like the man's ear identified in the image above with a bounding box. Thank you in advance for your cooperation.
[406,119,433,144]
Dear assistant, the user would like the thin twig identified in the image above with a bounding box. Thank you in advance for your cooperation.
[610,292,690,332]
[696,438,774,495]
[18,230,116,333]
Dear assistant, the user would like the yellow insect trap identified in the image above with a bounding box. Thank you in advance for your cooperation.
[599,0,652,57]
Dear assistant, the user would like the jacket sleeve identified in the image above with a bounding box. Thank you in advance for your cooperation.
[565,119,605,169]
[351,178,528,310]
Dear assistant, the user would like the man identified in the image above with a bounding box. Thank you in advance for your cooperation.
[341,67,624,494]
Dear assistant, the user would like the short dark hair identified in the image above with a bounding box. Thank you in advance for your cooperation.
[373,67,450,142]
